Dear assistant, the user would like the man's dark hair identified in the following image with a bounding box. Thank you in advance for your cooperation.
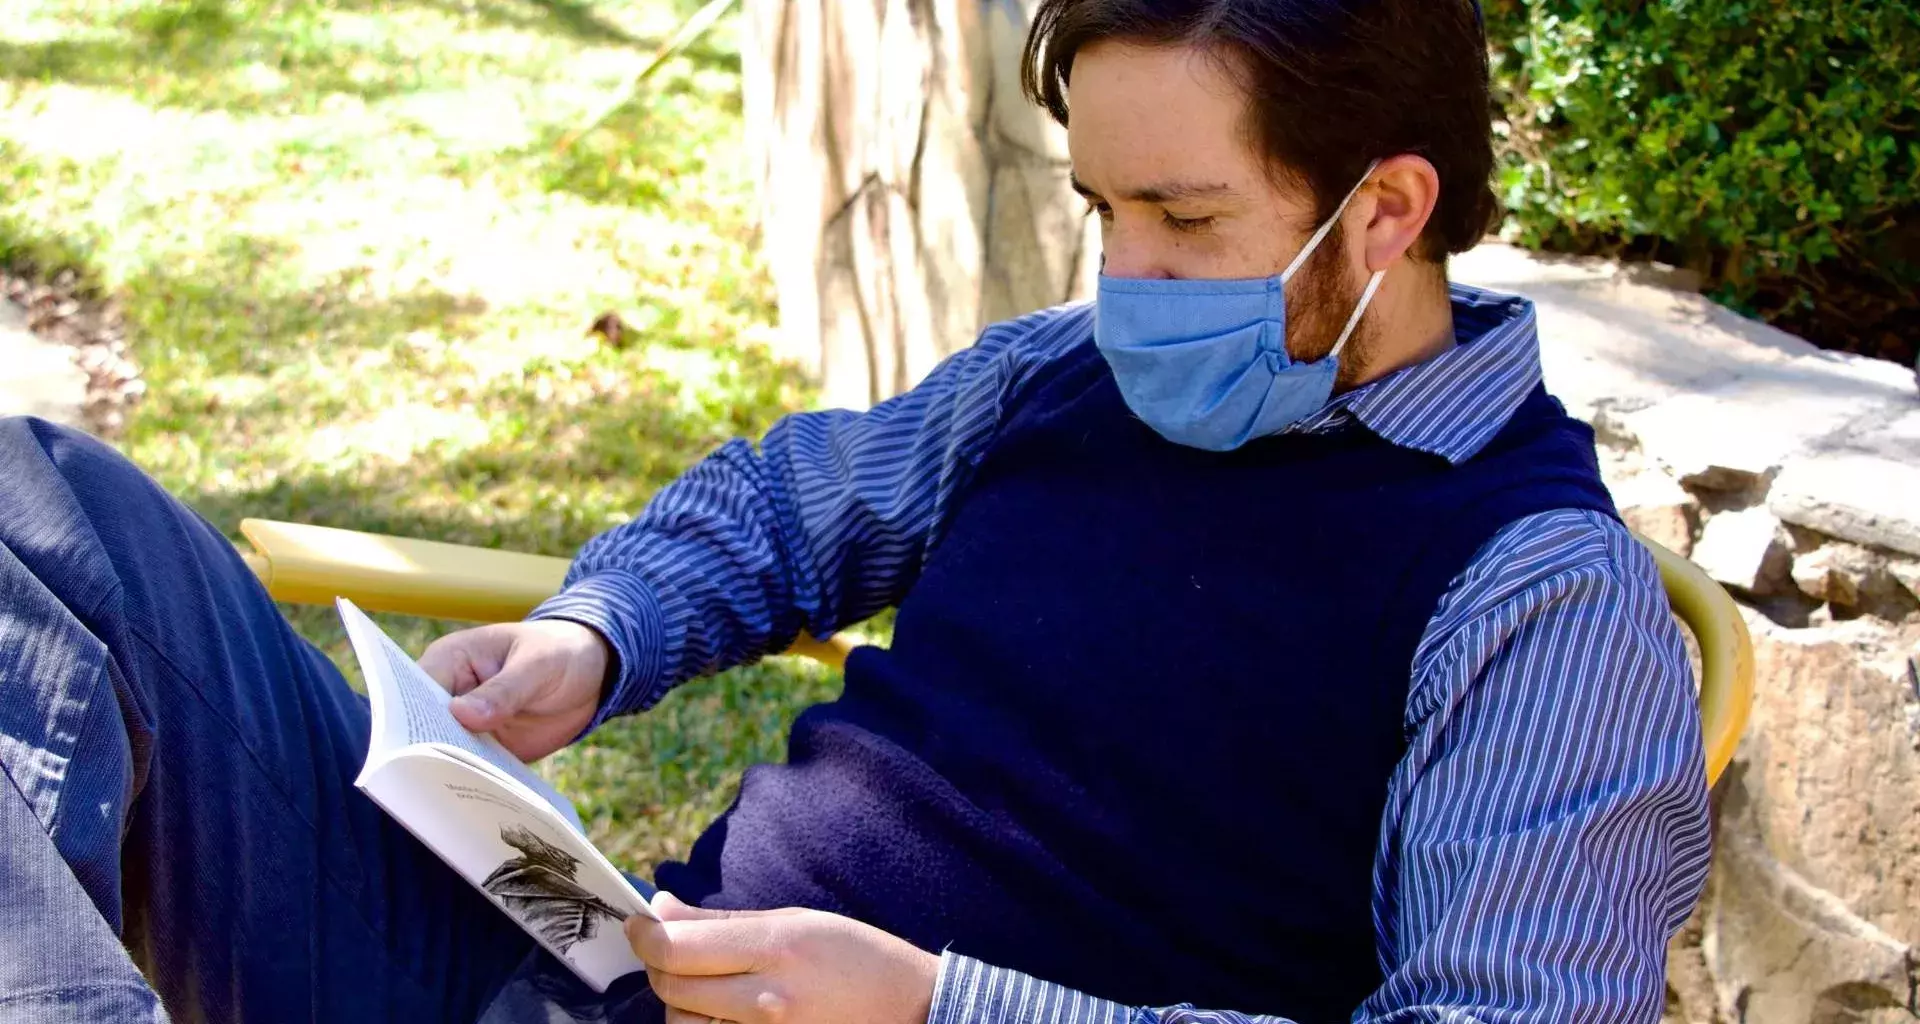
[1021,0,1497,261]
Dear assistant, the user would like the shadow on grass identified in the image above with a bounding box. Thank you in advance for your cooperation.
[141,241,484,354]
[519,68,744,210]
[114,227,798,559]
[499,0,652,48]
[335,0,664,50]
[0,11,422,113]
[175,337,802,545]
[0,0,733,116]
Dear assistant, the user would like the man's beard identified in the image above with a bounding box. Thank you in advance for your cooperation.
[1282,223,1377,391]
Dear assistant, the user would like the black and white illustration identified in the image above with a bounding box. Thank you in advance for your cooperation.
[481,824,626,954]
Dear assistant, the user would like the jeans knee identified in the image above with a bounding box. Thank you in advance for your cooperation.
[0,416,244,630]
[3,417,172,523]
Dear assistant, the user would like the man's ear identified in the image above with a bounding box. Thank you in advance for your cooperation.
[1359,155,1441,271]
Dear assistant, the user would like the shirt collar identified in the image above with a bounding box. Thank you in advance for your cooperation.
[1289,283,1543,464]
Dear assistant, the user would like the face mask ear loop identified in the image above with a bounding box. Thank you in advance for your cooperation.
[1280,158,1384,284]
[1329,270,1387,360]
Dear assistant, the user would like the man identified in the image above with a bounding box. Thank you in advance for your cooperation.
[0,0,1709,1021]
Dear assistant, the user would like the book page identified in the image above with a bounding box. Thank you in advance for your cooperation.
[339,598,584,834]
[361,752,651,991]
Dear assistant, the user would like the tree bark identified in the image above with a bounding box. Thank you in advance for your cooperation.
[743,0,1098,408]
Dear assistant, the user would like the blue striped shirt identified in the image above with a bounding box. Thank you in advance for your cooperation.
[533,284,1711,1023]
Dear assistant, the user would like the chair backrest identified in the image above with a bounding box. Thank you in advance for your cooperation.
[239,518,1754,786]
[1634,533,1755,787]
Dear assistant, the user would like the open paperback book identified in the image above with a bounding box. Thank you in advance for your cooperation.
[337,598,654,992]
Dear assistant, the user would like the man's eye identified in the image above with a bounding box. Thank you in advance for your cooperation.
[1085,200,1113,220]
[1163,212,1214,234]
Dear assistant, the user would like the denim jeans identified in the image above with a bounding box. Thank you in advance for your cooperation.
[0,418,662,1022]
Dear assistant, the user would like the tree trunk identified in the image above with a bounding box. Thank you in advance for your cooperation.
[742,0,1098,409]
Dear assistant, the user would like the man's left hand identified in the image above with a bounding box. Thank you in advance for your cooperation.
[626,892,940,1024]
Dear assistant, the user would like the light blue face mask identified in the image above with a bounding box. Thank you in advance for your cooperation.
[1094,161,1387,452]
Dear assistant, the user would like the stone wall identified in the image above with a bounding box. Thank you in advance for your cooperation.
[744,6,1920,1020]
[741,0,1096,410]
[1705,619,1918,1022]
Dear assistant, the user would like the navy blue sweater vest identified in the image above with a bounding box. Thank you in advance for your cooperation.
[656,342,1617,1020]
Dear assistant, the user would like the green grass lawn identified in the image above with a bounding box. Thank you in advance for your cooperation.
[0,0,844,873]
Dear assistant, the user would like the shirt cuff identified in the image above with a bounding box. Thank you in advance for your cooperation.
[927,952,1136,1024]
[527,569,680,732]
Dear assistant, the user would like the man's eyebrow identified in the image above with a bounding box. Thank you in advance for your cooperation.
[1069,174,1241,203]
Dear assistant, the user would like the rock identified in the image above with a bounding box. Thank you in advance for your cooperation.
[1623,504,1698,561]
[1703,612,1920,1021]
[0,298,87,426]
[1793,545,1873,607]
[1691,508,1793,595]
[1788,544,1920,622]
[1616,352,1913,493]
[1664,905,1726,1024]
[1891,560,1920,604]
[1704,831,1917,1023]
[1450,243,1822,426]
[1772,409,1920,560]
[1452,244,1920,519]
[1612,470,1699,558]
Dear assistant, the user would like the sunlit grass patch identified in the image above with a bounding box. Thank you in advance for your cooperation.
[0,0,831,875]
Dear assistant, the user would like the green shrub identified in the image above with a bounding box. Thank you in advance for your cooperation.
[1487,0,1920,362]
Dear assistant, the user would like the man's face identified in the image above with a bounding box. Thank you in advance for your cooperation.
[1067,40,1327,283]
[1067,40,1371,365]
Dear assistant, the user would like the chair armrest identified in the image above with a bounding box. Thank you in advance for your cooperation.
[238,518,866,669]
[240,518,570,623]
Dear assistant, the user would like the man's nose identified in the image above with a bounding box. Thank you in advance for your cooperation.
[1097,236,1174,281]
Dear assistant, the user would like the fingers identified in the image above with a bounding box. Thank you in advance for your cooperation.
[449,656,548,732]
[419,625,510,695]
[626,914,787,977]
[647,970,787,1024]
[662,1009,711,1024]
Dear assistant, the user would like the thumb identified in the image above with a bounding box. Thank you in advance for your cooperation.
[449,658,544,733]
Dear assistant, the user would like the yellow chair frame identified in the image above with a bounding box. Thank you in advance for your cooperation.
[238,517,1753,786]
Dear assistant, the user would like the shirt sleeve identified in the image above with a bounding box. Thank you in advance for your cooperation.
[928,954,1295,1024]
[1360,509,1711,1021]
[923,509,1712,1024]
[528,306,1090,730]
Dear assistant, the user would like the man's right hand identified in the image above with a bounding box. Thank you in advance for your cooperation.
[419,620,612,762]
